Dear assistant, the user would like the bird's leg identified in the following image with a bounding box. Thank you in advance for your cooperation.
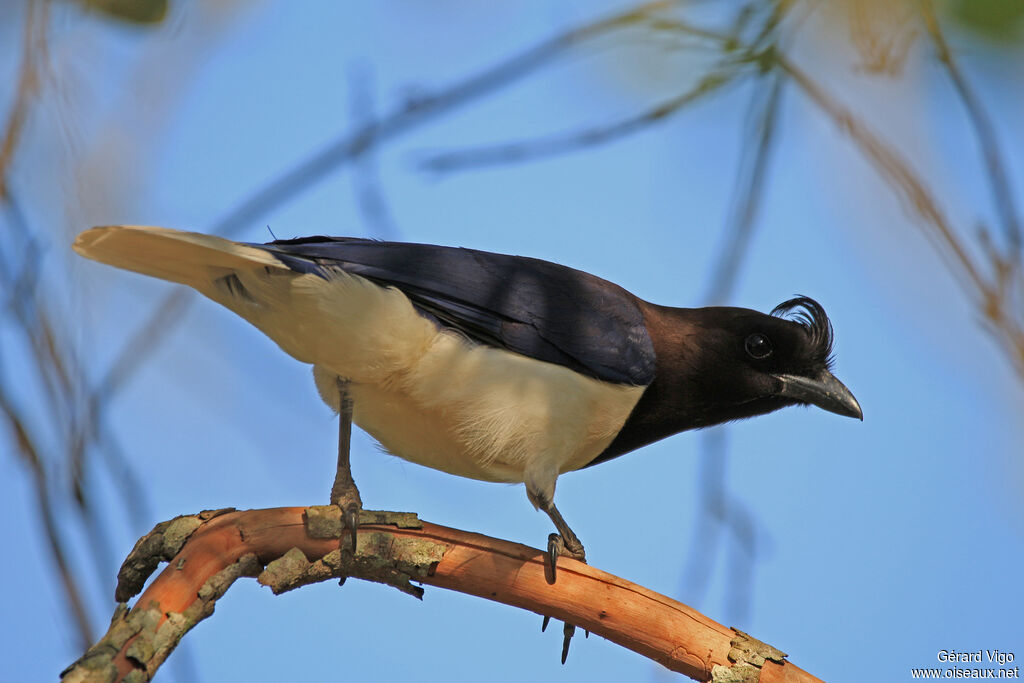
[532,494,587,663]
[328,378,362,552]
[540,498,587,584]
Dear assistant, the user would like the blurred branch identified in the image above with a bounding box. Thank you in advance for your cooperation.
[685,71,784,625]
[348,64,399,240]
[2,189,140,590]
[418,68,738,174]
[0,381,94,650]
[61,507,823,683]
[704,72,784,304]
[417,3,795,176]
[92,289,190,402]
[0,3,104,644]
[920,0,1022,258]
[0,0,47,200]
[642,9,1024,379]
[775,50,1024,377]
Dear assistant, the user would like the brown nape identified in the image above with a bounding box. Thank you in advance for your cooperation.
[588,301,796,467]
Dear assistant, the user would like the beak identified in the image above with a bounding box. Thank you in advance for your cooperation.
[775,370,863,420]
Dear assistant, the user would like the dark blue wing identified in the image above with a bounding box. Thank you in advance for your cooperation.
[252,236,655,386]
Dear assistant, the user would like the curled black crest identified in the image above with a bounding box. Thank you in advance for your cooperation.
[770,296,835,368]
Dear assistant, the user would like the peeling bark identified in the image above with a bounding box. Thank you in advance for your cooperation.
[61,507,823,682]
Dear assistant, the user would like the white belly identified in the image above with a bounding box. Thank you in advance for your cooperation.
[313,330,645,485]
[216,266,645,490]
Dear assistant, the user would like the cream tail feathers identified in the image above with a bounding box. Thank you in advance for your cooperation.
[74,226,644,503]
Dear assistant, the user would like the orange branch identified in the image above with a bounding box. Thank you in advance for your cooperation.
[61,507,823,682]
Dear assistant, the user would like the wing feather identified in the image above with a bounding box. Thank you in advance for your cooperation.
[256,237,655,386]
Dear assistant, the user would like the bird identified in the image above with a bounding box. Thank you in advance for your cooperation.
[74,226,861,625]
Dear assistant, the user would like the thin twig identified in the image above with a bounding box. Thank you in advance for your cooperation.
[920,0,1022,257]
[348,64,400,239]
[2,193,151,657]
[920,2,1024,374]
[0,383,94,649]
[684,72,784,624]
[418,68,739,174]
[704,72,784,303]
[646,13,987,296]
[412,5,794,178]
[655,12,1024,377]
[674,2,792,630]
[776,54,1024,376]
[0,0,47,200]
[777,56,983,287]
[93,289,191,401]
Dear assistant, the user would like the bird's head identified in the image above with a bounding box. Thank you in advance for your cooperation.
[682,296,862,427]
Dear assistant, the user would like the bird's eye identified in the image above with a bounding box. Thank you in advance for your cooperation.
[744,333,773,359]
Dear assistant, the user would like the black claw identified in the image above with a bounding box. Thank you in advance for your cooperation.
[546,533,563,585]
[541,615,551,632]
[561,622,575,665]
[344,505,359,553]
[584,630,589,638]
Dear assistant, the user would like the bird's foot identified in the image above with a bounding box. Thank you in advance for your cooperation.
[545,533,586,585]
[340,501,361,554]
[329,482,363,553]
[306,506,422,555]
[541,533,587,664]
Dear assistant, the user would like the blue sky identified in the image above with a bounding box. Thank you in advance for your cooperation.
[2,2,1022,681]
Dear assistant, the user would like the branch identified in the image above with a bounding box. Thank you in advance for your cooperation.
[0,382,95,649]
[61,507,823,683]
[774,52,1024,377]
[704,70,784,304]
[686,72,784,624]
[417,68,738,174]
[0,0,48,200]
[920,0,1022,257]
[347,64,400,239]
[645,10,1024,381]
[1,195,135,639]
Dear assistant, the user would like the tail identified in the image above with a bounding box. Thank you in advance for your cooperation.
[73,225,438,379]
[73,225,285,296]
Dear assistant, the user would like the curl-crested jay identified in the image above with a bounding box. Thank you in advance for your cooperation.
[74,226,861,583]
